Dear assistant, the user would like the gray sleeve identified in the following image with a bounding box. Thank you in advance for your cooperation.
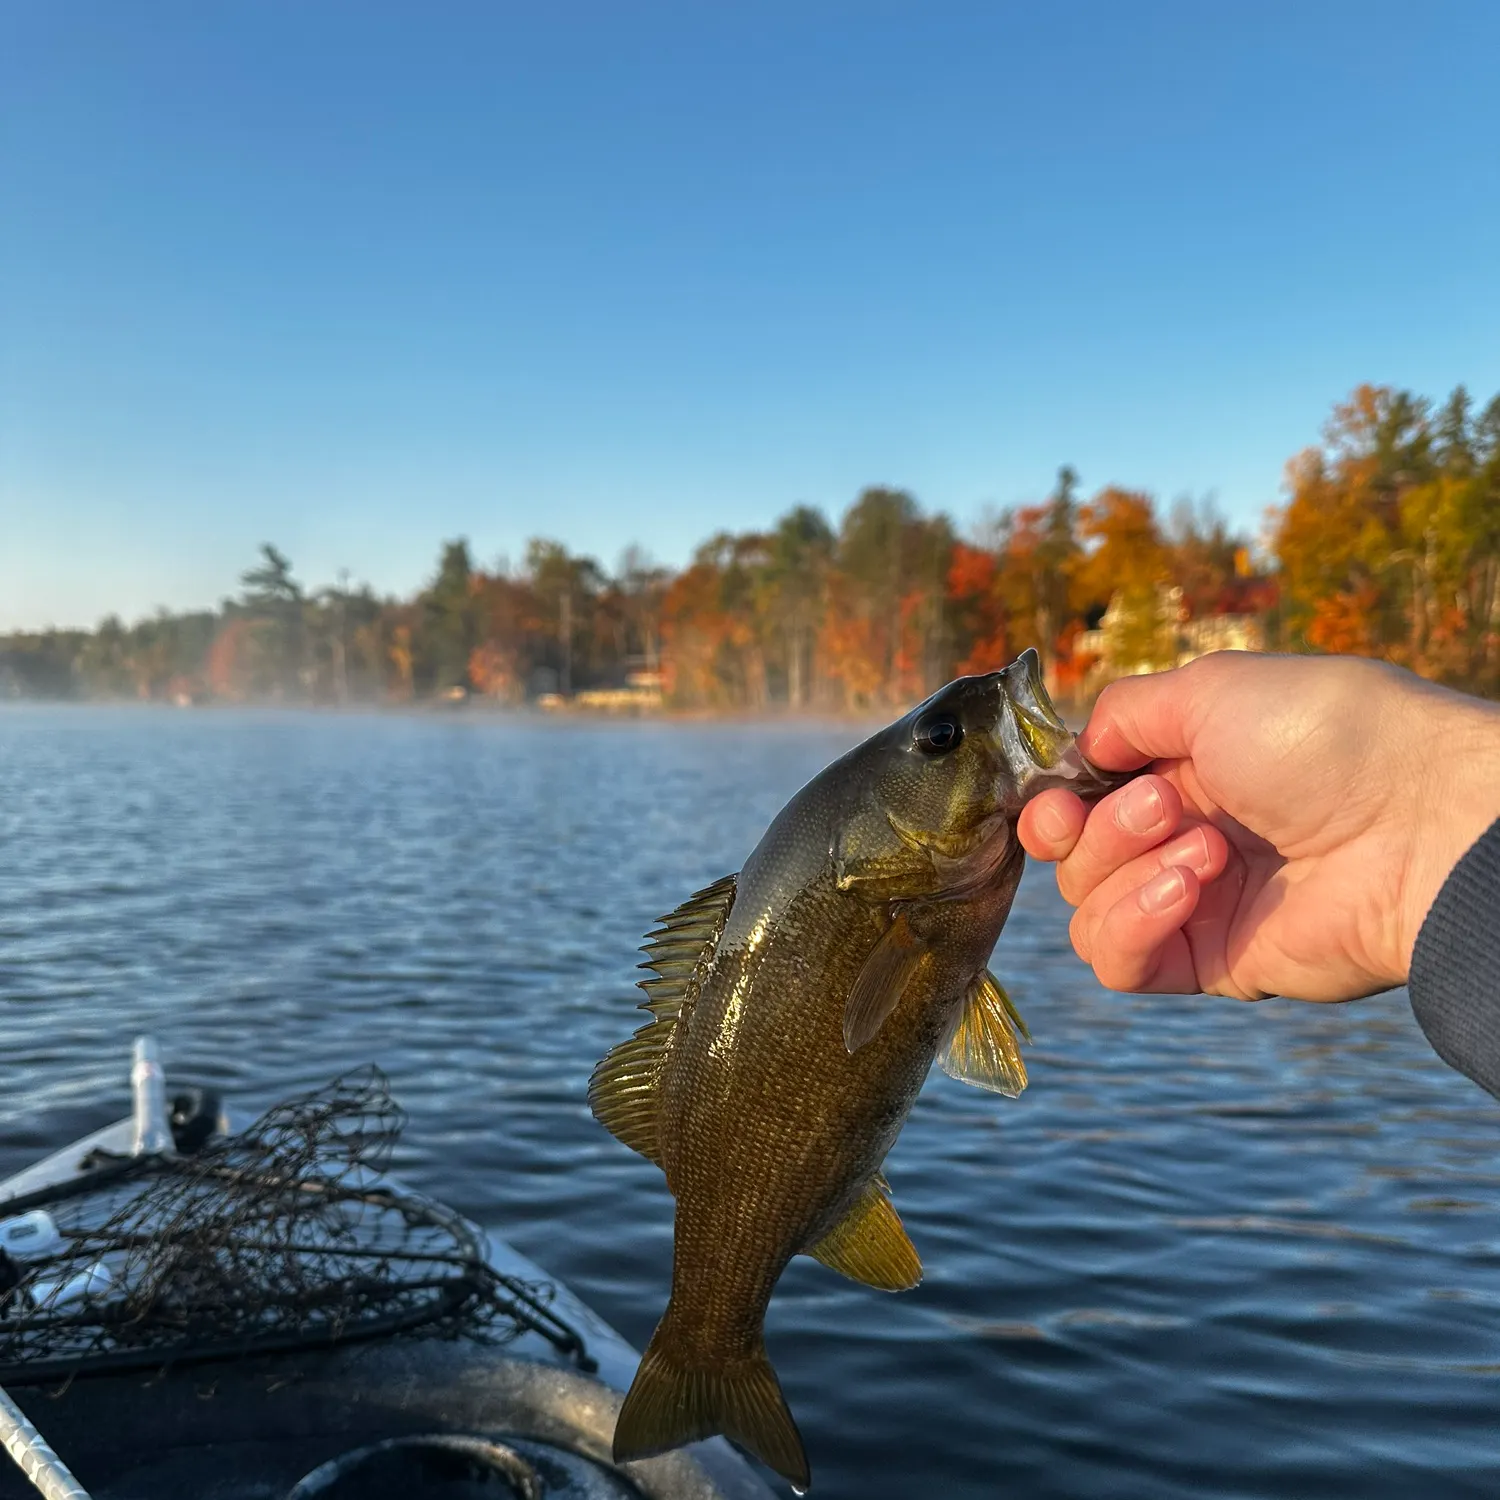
[1408,817,1500,1099]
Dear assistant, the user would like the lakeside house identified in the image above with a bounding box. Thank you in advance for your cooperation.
[546,668,665,714]
[1074,573,1278,693]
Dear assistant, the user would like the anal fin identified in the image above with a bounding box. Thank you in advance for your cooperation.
[940,969,1029,1096]
[805,1175,922,1291]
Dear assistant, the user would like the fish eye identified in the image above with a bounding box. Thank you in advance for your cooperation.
[914,713,964,755]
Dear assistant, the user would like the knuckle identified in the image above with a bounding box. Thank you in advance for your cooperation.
[1091,903,1161,993]
[1058,851,1107,907]
[1093,951,1135,992]
[1068,907,1093,962]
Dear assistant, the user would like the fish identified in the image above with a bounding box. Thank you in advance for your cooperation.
[589,648,1119,1490]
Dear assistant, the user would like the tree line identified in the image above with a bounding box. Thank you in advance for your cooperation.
[3,383,1497,708]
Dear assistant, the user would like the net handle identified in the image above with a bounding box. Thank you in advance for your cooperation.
[0,1385,93,1500]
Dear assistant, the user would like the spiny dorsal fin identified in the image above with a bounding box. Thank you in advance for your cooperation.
[843,910,927,1053]
[587,874,737,1164]
[804,1175,922,1291]
[940,969,1029,1096]
[645,872,738,950]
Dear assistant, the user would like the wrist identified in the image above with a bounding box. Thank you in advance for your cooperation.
[1396,694,1500,980]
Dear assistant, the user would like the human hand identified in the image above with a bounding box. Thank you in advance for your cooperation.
[1019,652,1500,1002]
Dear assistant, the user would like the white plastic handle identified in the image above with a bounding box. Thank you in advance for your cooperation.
[130,1036,174,1157]
[0,1385,93,1500]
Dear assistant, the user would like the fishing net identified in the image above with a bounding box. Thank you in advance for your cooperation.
[0,1068,590,1384]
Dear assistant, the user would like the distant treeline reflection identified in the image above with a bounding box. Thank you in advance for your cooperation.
[5,383,1499,708]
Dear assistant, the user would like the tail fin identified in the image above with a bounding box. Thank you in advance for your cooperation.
[613,1310,809,1491]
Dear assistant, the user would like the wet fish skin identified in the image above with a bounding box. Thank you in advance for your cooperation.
[591,649,1116,1490]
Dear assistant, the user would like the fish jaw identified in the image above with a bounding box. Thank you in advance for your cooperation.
[996,647,1122,802]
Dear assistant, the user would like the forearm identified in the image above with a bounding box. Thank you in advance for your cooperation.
[1409,818,1500,1099]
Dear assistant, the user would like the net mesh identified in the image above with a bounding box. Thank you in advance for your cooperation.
[0,1069,590,1384]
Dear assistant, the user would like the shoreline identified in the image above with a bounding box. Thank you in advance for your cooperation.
[0,695,917,730]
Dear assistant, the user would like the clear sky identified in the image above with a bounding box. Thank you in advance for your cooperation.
[3,2,1497,631]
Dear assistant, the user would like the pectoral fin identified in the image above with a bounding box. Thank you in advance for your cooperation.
[842,911,926,1053]
[805,1175,922,1291]
[940,970,1029,1096]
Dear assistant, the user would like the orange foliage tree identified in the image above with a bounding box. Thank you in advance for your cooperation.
[206,619,251,700]
[1273,382,1500,687]
[946,542,1009,677]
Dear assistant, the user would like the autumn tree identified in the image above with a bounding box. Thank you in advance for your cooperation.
[525,539,608,695]
[314,580,386,701]
[976,469,1084,692]
[414,540,479,693]
[660,536,757,709]
[616,545,671,679]
[1270,381,1500,686]
[468,568,536,702]
[823,488,954,707]
[1033,467,1082,687]
[989,503,1048,662]
[236,543,305,698]
[1399,388,1500,687]
[946,541,1008,677]
[1074,487,1175,672]
[76,615,134,697]
[1275,386,1418,658]
[765,507,834,708]
[1167,497,1247,619]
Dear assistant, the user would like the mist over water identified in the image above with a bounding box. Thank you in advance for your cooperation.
[3,704,1500,1498]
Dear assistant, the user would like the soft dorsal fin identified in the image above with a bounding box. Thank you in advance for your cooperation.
[804,1174,922,1291]
[940,969,1029,1096]
[587,874,737,1164]
[843,910,927,1053]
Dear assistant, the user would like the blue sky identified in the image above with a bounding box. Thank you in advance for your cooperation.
[3,2,1497,630]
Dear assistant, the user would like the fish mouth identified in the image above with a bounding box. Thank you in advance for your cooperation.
[998,648,1117,799]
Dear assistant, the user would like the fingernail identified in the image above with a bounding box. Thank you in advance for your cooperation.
[1182,827,1214,875]
[1035,801,1073,843]
[1139,867,1187,915]
[1116,779,1165,837]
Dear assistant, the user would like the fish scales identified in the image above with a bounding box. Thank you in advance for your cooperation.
[590,649,1121,1489]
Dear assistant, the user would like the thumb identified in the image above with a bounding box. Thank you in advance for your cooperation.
[1080,659,1216,771]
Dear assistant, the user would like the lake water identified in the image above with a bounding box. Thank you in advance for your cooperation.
[3,704,1500,1499]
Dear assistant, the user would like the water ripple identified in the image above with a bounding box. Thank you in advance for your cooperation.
[3,703,1500,1496]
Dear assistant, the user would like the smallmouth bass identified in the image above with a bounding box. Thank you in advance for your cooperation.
[590,649,1118,1489]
